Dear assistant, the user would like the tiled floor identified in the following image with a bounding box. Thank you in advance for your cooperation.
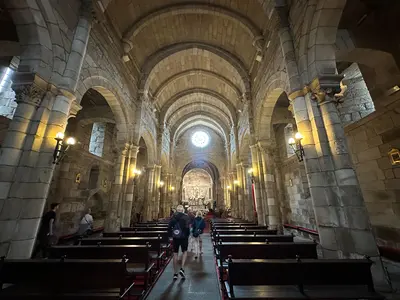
[146,233,221,300]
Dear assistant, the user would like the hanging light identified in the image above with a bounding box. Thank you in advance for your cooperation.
[288,132,305,162]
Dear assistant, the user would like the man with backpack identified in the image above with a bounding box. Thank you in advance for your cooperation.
[168,205,190,280]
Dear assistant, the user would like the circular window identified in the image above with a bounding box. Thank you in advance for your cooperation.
[191,131,210,148]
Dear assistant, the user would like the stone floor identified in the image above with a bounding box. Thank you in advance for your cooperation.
[146,233,221,300]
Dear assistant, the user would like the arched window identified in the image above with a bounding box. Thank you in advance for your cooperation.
[0,56,19,119]
[89,123,106,157]
[284,123,295,157]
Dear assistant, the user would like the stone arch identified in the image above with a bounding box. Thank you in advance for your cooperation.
[255,78,289,140]
[306,0,347,80]
[77,76,131,143]
[174,118,228,144]
[4,1,54,80]
[154,69,242,100]
[161,88,237,124]
[139,129,156,165]
[123,3,261,43]
[140,42,250,93]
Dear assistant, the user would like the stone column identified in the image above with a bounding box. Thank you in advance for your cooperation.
[121,145,139,227]
[105,144,128,231]
[259,144,280,230]
[118,145,131,218]
[250,144,266,225]
[152,165,161,220]
[236,164,244,219]
[144,166,155,222]
[243,165,254,221]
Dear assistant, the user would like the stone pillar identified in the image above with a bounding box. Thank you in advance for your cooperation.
[118,146,131,218]
[144,166,155,221]
[250,144,266,225]
[243,165,254,221]
[153,165,161,220]
[236,164,244,219]
[105,144,128,231]
[259,144,280,230]
[121,145,139,227]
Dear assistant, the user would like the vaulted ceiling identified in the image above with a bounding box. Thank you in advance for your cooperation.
[105,0,270,143]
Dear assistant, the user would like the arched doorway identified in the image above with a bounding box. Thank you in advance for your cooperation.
[182,168,213,212]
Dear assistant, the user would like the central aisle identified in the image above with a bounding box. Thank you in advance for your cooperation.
[146,233,221,300]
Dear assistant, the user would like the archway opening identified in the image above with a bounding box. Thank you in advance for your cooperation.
[182,168,213,213]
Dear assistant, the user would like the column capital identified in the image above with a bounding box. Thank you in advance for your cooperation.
[309,74,344,104]
[12,72,47,107]
[130,144,140,155]
[68,100,82,118]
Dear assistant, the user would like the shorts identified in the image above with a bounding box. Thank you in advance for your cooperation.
[173,238,189,253]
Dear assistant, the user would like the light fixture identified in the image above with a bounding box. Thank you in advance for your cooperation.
[170,186,175,191]
[131,168,142,177]
[248,168,255,183]
[226,185,231,190]
[53,132,76,164]
[288,132,305,162]
[159,181,164,187]
[233,180,239,185]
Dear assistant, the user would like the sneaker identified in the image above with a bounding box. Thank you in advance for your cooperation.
[179,268,186,278]
[173,273,178,280]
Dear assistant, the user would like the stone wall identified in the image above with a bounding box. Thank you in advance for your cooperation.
[174,127,226,175]
[345,94,400,249]
[275,125,316,230]
[48,122,116,236]
[338,63,375,126]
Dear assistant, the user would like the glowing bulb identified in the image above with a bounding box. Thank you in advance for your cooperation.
[295,132,303,140]
[55,132,65,140]
[234,180,239,185]
[288,137,295,145]
[159,181,164,187]
[66,137,76,145]
[226,185,231,189]
[170,186,175,191]
[248,168,253,174]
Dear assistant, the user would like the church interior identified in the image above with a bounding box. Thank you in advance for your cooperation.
[1,0,400,299]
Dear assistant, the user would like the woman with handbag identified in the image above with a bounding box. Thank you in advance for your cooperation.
[192,211,206,259]
[78,208,94,237]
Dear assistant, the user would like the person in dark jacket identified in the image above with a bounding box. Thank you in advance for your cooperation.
[192,211,206,259]
[168,205,190,280]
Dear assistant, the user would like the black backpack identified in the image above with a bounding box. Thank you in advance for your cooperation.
[172,216,185,239]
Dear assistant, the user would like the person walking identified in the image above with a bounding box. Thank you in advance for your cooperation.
[32,203,59,258]
[168,205,190,280]
[187,207,195,252]
[192,211,206,259]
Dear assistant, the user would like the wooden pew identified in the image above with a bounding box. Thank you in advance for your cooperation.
[212,229,277,239]
[80,236,167,268]
[214,234,294,244]
[121,227,168,232]
[0,258,138,299]
[216,242,318,277]
[224,258,384,299]
[103,231,168,239]
[49,245,154,289]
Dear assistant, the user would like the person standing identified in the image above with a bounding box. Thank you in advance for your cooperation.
[192,211,206,259]
[187,207,195,252]
[32,203,59,258]
[168,205,190,280]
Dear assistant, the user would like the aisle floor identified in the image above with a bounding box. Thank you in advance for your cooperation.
[146,233,221,300]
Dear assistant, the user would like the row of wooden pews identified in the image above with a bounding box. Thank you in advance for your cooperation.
[211,218,384,300]
[0,221,171,299]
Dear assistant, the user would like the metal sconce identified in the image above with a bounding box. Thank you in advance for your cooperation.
[131,168,142,177]
[226,185,231,190]
[169,186,175,191]
[288,132,305,162]
[53,132,76,164]
[248,168,255,183]
[159,181,165,189]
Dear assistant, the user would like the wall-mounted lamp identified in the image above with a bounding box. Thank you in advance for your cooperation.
[233,180,239,186]
[288,132,305,162]
[247,168,255,183]
[132,168,142,177]
[170,186,175,191]
[53,132,76,164]
[226,185,231,190]
[159,181,165,188]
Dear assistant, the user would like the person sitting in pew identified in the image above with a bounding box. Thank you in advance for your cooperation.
[78,208,94,237]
